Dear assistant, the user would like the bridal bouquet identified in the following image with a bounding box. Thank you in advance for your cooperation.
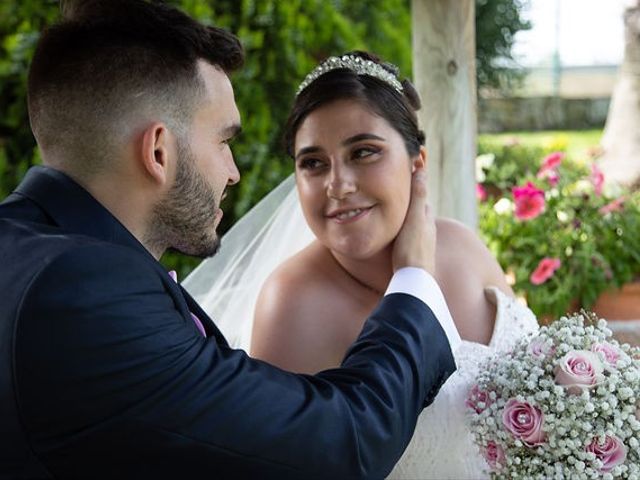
[467,312,640,479]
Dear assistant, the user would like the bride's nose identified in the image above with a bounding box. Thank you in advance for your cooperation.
[327,164,357,199]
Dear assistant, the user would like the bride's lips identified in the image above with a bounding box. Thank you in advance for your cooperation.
[326,206,374,224]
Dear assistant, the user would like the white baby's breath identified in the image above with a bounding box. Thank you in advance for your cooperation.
[467,312,640,479]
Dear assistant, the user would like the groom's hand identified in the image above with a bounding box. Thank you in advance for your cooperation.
[392,167,436,275]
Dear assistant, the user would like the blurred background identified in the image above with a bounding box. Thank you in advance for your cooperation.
[1,0,638,331]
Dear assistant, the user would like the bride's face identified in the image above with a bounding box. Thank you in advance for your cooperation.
[294,99,423,260]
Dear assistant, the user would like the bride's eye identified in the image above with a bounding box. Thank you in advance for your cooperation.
[352,146,380,161]
[297,157,326,171]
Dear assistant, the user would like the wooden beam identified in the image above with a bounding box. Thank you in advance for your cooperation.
[412,0,478,228]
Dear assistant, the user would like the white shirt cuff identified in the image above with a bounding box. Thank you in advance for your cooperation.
[386,267,462,352]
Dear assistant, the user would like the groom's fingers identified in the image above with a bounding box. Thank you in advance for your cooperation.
[392,167,437,275]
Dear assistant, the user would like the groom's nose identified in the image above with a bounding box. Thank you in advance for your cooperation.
[227,156,240,186]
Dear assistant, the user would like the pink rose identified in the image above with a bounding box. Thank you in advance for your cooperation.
[502,399,546,446]
[476,184,487,202]
[512,182,545,220]
[527,337,556,359]
[591,342,621,367]
[591,164,605,196]
[482,441,506,471]
[554,350,604,395]
[466,384,494,414]
[586,435,627,472]
[599,196,625,215]
[530,257,561,285]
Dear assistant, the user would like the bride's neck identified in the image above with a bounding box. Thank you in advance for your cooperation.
[330,248,393,297]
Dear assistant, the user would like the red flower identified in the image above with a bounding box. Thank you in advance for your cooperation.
[591,164,604,196]
[512,182,545,220]
[530,257,561,285]
[476,184,487,202]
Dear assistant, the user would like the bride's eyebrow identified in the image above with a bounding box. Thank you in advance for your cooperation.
[295,145,321,160]
[342,133,385,146]
[295,133,386,159]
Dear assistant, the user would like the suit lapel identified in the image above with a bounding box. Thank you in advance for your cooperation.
[181,286,229,347]
[15,166,229,344]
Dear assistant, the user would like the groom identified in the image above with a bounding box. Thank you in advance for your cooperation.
[0,1,460,478]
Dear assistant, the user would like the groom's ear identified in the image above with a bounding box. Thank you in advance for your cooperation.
[140,122,174,186]
[411,146,427,173]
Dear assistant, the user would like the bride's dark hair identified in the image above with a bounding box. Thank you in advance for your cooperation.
[283,50,425,158]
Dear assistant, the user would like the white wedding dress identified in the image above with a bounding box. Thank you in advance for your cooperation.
[183,175,540,479]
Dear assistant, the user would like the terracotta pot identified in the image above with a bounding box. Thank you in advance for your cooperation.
[591,281,640,320]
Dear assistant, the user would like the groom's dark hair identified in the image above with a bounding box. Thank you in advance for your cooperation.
[28,0,243,177]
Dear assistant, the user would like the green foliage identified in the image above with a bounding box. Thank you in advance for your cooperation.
[0,1,57,198]
[476,0,531,93]
[0,0,529,276]
[477,137,640,319]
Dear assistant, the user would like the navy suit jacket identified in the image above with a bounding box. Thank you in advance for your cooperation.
[0,166,456,479]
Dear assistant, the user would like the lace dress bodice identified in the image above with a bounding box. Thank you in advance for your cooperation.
[388,287,539,479]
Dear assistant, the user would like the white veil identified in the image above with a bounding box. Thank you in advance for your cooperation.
[182,174,315,351]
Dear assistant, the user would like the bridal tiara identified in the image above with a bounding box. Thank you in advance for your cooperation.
[296,55,404,96]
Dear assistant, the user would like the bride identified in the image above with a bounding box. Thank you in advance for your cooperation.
[184,51,539,479]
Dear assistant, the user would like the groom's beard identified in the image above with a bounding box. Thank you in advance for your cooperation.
[148,139,221,258]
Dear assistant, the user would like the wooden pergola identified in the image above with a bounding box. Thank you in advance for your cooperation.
[412,0,477,229]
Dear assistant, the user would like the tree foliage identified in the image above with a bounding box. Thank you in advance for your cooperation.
[476,0,531,93]
[0,0,529,276]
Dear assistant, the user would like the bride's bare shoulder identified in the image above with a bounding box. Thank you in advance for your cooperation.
[256,240,337,312]
[435,217,510,291]
[250,241,345,371]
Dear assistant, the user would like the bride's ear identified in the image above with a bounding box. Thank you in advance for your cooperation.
[411,146,427,173]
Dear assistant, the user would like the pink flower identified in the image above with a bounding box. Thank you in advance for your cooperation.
[591,164,605,196]
[476,184,487,202]
[591,342,621,367]
[482,441,506,471]
[512,182,545,220]
[599,196,625,215]
[536,152,563,185]
[537,168,560,186]
[586,435,627,472]
[537,151,564,176]
[502,399,546,446]
[466,384,494,414]
[554,350,604,395]
[527,337,556,359]
[546,171,559,186]
[529,257,561,285]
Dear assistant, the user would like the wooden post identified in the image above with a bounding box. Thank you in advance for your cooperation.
[411,0,478,228]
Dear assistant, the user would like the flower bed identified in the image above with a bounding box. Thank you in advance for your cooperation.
[477,136,640,320]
